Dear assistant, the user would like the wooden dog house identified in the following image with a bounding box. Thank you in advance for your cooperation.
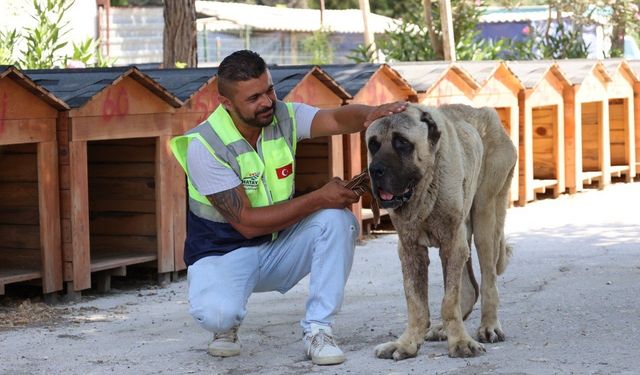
[391,61,479,105]
[507,61,570,205]
[626,60,640,176]
[0,66,68,296]
[270,65,351,195]
[601,59,636,182]
[320,63,417,234]
[457,61,523,204]
[26,67,182,293]
[556,60,612,192]
[144,68,218,273]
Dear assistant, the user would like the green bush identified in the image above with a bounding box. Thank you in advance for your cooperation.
[2,0,115,69]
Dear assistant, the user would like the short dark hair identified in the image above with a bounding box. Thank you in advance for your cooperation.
[217,50,267,97]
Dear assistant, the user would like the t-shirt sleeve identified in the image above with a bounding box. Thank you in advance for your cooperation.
[293,102,319,141]
[186,140,241,196]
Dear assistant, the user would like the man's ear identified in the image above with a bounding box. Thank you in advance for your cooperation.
[218,94,232,111]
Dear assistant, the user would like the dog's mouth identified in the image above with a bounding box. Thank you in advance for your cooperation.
[376,187,413,209]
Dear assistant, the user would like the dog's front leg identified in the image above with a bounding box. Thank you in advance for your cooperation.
[440,226,486,358]
[375,237,430,361]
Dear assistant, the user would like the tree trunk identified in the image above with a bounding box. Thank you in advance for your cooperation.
[163,0,197,68]
[422,0,443,59]
[439,0,456,61]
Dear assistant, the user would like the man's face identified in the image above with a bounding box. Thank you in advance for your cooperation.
[221,71,277,129]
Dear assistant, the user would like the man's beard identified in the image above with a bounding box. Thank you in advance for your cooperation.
[240,102,276,128]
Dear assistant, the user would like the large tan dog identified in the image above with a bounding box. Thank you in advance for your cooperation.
[366,103,516,360]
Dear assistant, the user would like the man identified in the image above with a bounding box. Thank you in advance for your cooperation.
[171,50,406,365]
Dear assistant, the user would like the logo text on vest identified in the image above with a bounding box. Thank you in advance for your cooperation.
[242,172,260,190]
[275,163,293,179]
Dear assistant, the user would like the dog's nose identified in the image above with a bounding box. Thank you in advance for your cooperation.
[369,161,386,178]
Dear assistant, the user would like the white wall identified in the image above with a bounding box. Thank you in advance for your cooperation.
[0,0,97,65]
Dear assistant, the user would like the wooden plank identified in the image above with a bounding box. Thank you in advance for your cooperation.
[295,173,328,194]
[69,141,91,291]
[0,182,39,206]
[91,235,157,253]
[88,163,155,178]
[73,75,175,118]
[70,113,172,141]
[0,224,40,249]
[0,248,42,290]
[0,119,55,145]
[296,143,329,158]
[155,135,174,273]
[517,92,530,205]
[172,153,187,272]
[0,76,59,120]
[0,154,38,182]
[90,212,157,236]
[343,132,363,237]
[90,250,156,273]
[88,143,156,163]
[89,199,156,213]
[284,74,344,109]
[88,178,156,201]
[296,158,329,174]
[611,144,627,165]
[0,207,40,225]
[532,179,558,190]
[0,143,38,154]
[609,165,630,177]
[328,135,344,179]
[37,140,62,293]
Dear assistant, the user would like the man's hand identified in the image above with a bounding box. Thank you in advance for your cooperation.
[313,178,360,209]
[364,101,408,128]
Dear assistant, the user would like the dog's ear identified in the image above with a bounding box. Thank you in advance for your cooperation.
[420,111,441,146]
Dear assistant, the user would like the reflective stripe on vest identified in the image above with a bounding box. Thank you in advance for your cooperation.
[170,101,297,239]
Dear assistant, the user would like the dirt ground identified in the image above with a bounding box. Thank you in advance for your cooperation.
[1,182,639,375]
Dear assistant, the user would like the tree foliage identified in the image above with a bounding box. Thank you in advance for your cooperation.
[301,28,334,64]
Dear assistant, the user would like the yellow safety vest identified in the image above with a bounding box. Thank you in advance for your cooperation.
[170,101,297,240]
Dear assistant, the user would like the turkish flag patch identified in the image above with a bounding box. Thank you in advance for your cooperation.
[275,163,293,179]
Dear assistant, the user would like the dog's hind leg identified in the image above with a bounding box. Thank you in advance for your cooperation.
[472,160,514,343]
[375,239,430,361]
[461,217,479,319]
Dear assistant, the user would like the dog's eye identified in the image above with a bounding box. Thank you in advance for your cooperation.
[392,134,413,155]
[368,138,381,154]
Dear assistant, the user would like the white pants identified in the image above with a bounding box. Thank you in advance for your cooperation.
[187,208,358,334]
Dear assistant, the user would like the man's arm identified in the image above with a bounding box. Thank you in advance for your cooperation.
[310,101,408,138]
[208,178,359,239]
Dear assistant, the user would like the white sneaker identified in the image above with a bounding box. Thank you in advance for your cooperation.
[208,326,240,357]
[303,323,346,365]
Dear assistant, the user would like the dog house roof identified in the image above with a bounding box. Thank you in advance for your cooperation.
[24,66,182,108]
[390,61,479,93]
[269,65,351,101]
[1,65,69,110]
[143,68,218,103]
[506,60,571,89]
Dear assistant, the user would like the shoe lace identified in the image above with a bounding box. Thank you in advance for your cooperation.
[214,326,238,342]
[308,329,337,355]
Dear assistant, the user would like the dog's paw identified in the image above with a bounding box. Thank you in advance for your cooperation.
[425,323,447,341]
[448,337,485,358]
[477,322,506,343]
[374,341,418,361]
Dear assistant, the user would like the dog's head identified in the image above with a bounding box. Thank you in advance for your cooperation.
[365,104,442,210]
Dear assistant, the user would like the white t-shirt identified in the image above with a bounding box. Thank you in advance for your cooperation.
[187,103,319,196]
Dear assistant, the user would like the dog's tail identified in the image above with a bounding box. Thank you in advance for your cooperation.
[496,238,512,275]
